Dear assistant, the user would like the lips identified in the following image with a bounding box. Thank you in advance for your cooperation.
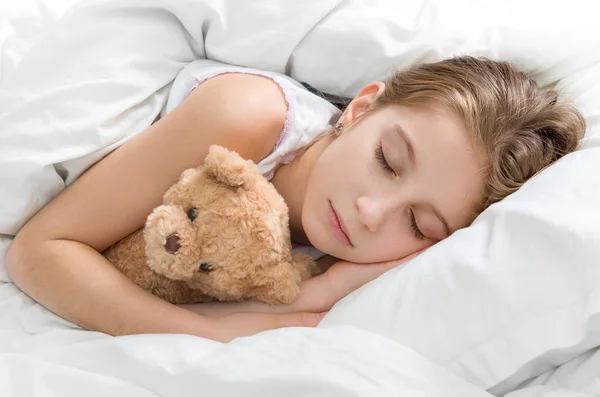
[328,201,352,246]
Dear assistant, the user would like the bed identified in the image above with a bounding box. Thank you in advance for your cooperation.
[1,0,599,395]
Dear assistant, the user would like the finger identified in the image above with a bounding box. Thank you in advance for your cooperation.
[218,311,327,342]
[327,261,391,293]
[325,255,419,300]
[379,249,425,267]
[278,311,328,328]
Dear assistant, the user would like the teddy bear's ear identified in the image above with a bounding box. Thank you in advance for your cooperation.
[203,145,262,189]
[178,168,200,184]
[162,167,202,203]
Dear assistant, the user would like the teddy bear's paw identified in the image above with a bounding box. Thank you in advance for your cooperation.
[291,253,321,280]
[259,283,300,305]
[253,261,304,305]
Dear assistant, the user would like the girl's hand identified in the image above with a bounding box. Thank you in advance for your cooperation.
[196,249,417,342]
[181,250,424,323]
[291,250,424,313]
[212,311,327,342]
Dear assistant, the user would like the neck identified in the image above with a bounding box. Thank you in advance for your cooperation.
[271,134,334,244]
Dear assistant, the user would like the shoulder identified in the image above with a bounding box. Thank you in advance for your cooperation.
[174,72,288,163]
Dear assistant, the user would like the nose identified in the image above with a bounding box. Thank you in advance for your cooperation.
[164,233,181,254]
[356,196,397,233]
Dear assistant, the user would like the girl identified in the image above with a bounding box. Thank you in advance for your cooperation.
[5,56,585,342]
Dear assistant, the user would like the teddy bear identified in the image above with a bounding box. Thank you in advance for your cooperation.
[103,145,320,305]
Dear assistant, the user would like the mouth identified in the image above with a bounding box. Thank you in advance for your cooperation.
[328,201,353,246]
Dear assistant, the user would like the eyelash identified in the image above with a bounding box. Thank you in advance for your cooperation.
[409,209,425,241]
[375,143,396,176]
[375,143,424,241]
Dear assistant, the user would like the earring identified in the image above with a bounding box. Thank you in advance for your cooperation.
[334,121,343,133]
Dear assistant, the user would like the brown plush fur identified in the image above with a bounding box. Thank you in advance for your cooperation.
[103,145,320,305]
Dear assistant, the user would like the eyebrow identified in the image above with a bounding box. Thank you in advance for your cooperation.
[430,205,452,238]
[392,124,416,167]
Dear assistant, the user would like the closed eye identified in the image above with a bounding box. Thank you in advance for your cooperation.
[409,209,425,241]
[375,143,396,176]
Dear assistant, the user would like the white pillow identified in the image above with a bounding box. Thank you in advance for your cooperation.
[3,0,600,394]
[320,59,600,394]
[291,0,600,393]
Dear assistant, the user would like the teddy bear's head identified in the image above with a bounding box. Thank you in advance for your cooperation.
[143,145,308,304]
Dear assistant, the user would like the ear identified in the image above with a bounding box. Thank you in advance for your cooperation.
[162,167,201,203]
[341,82,386,125]
[203,145,261,189]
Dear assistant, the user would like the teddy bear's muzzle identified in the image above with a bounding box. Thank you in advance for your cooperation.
[165,233,181,254]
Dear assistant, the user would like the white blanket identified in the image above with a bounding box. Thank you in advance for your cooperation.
[1,1,600,396]
[0,288,491,396]
[505,348,600,397]
[0,1,493,396]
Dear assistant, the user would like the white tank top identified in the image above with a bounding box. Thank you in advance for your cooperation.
[161,59,342,261]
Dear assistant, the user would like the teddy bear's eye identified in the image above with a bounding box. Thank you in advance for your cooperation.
[186,208,197,222]
[199,262,213,273]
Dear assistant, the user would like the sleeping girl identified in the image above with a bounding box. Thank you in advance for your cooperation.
[6,56,585,342]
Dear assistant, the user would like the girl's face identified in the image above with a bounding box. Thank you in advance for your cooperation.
[301,83,485,263]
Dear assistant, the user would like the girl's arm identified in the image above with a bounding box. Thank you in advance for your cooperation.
[182,252,422,317]
[5,73,321,342]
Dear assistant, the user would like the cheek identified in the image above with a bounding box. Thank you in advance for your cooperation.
[321,139,373,181]
[306,154,341,193]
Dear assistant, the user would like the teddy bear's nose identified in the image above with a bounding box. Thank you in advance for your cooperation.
[164,233,181,254]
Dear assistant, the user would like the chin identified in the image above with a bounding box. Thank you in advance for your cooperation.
[302,215,328,252]
[301,221,321,249]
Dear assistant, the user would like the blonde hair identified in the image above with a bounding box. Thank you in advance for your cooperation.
[371,56,586,214]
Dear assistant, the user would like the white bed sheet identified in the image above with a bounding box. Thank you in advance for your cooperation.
[505,348,600,397]
[0,0,493,395]
[1,1,599,396]
[0,283,492,396]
